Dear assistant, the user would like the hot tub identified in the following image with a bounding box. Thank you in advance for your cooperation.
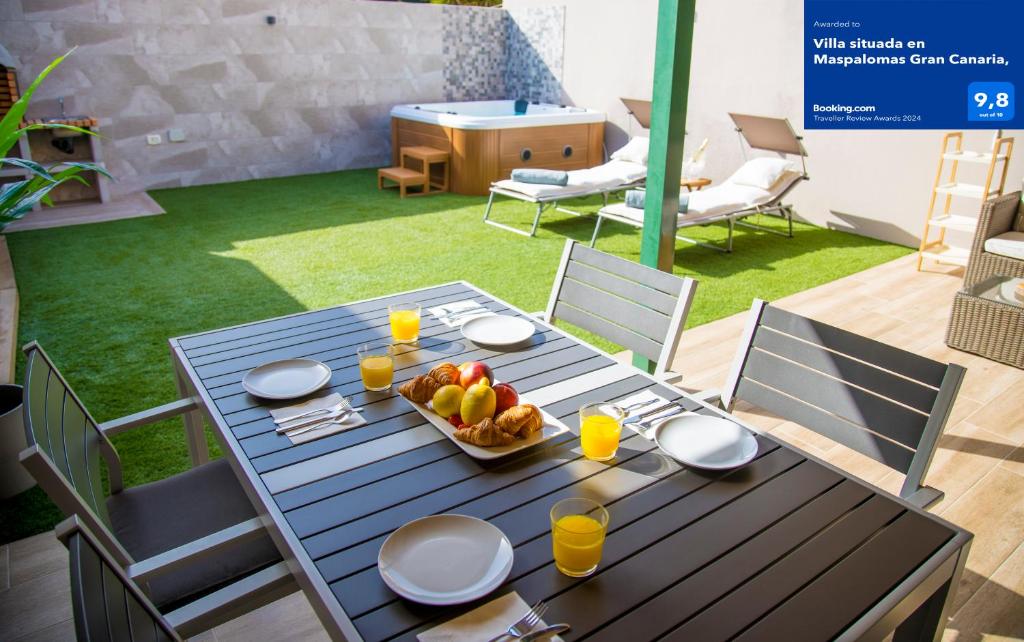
[390,100,606,196]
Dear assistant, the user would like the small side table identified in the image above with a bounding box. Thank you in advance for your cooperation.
[401,146,450,195]
[946,275,1024,369]
[680,177,712,192]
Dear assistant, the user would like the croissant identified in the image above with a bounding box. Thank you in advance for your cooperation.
[428,362,461,387]
[454,418,517,447]
[398,374,441,403]
[495,404,543,438]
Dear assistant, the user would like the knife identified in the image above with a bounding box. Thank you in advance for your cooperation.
[518,623,570,641]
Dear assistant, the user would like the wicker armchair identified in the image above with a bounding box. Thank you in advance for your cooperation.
[963,191,1024,288]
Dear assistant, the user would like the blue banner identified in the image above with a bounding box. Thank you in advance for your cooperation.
[805,0,1022,129]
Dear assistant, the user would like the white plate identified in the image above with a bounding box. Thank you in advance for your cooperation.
[241,358,332,400]
[461,315,536,347]
[404,394,570,461]
[653,413,758,470]
[378,514,513,605]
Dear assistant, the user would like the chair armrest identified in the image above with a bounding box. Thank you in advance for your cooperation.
[165,562,297,638]
[127,517,266,584]
[905,486,944,510]
[100,396,200,437]
[692,388,723,407]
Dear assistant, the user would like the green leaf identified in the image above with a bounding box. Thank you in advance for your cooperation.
[0,49,75,157]
[0,158,56,182]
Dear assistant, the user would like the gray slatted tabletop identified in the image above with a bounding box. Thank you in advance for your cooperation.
[169,282,971,642]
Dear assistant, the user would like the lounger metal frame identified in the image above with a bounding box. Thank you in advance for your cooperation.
[591,113,809,253]
[483,179,646,237]
[589,180,804,252]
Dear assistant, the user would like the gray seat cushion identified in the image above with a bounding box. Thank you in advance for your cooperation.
[107,458,281,609]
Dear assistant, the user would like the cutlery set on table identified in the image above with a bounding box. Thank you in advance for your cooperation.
[238,298,757,638]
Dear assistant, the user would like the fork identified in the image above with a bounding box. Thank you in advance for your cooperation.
[485,600,548,642]
[621,398,660,413]
[275,398,351,426]
[284,410,362,437]
[442,306,490,320]
[621,402,678,426]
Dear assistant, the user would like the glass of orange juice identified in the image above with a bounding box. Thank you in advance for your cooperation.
[579,403,625,461]
[357,342,394,392]
[551,498,609,577]
[388,303,421,344]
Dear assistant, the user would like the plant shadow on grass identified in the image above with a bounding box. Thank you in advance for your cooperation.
[0,168,911,543]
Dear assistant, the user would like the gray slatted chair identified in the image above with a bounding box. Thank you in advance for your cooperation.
[701,300,965,508]
[18,342,295,617]
[57,515,295,641]
[543,239,698,382]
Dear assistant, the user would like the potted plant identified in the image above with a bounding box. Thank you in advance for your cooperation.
[0,51,112,496]
[1,50,112,230]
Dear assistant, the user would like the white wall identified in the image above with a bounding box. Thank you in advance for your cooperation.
[505,0,1023,247]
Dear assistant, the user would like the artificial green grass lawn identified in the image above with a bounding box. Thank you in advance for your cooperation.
[0,168,911,542]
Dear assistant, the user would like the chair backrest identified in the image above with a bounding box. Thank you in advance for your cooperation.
[723,300,965,499]
[57,516,181,642]
[19,342,131,564]
[964,190,1023,287]
[545,240,697,376]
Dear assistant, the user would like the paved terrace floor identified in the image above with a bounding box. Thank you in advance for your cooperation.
[1,254,1022,641]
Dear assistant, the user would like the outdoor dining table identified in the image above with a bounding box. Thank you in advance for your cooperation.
[168,281,972,642]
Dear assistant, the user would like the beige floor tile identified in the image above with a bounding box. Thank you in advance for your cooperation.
[0,569,71,641]
[923,422,1019,516]
[942,468,1024,613]
[998,437,1024,477]
[956,386,1024,444]
[947,542,1024,642]
[917,343,1023,408]
[9,532,66,587]
[212,591,329,642]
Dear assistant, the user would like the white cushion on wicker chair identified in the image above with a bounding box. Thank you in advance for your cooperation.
[985,231,1024,260]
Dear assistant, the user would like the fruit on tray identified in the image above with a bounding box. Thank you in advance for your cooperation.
[398,375,441,404]
[428,362,461,387]
[432,385,465,419]
[460,377,497,425]
[493,382,519,415]
[458,361,494,389]
[495,404,543,438]
[454,418,516,447]
[397,359,539,448]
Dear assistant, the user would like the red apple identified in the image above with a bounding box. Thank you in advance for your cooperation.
[458,361,494,388]
[492,383,519,415]
[448,415,463,428]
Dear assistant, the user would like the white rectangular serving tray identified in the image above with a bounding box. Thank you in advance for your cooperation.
[403,397,571,460]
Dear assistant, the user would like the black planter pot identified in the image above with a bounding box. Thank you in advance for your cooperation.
[0,384,35,498]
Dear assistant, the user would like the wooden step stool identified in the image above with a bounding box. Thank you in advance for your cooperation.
[377,166,426,198]
[400,146,450,195]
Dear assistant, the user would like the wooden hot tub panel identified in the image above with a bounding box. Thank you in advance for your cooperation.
[391,118,604,196]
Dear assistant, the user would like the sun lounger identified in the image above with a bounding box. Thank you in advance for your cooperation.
[482,137,650,237]
[591,113,809,253]
[591,169,804,251]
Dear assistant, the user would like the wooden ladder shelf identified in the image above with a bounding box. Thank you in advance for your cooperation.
[917,131,1014,270]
